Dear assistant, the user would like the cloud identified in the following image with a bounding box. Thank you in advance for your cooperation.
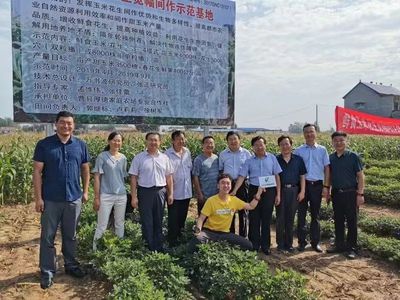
[1,0,400,130]
[234,0,400,129]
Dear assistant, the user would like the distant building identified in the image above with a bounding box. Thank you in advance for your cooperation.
[343,81,400,118]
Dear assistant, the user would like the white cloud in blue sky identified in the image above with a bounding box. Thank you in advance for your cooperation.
[235,0,400,129]
[1,0,400,130]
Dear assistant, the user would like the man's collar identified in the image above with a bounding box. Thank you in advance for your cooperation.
[227,146,242,153]
[305,142,318,148]
[146,149,161,156]
[54,133,74,144]
[254,152,268,159]
[335,150,349,158]
[167,146,187,156]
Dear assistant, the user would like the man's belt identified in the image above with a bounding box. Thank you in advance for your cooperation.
[282,184,298,188]
[306,180,323,185]
[332,188,357,193]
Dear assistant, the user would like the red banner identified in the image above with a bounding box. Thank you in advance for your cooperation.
[335,106,400,136]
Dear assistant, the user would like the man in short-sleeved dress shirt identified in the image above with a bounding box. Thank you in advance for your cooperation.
[294,124,330,252]
[129,132,174,252]
[219,131,251,236]
[192,136,219,215]
[165,130,192,246]
[276,135,306,252]
[327,131,365,259]
[232,136,282,255]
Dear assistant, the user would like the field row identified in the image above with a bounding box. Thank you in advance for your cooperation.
[318,204,400,265]
[1,133,400,207]
[77,200,312,299]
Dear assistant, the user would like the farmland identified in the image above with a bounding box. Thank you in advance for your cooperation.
[0,132,400,299]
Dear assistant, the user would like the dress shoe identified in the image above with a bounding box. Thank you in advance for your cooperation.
[65,267,86,278]
[277,246,286,253]
[346,250,357,259]
[312,244,323,253]
[326,246,345,254]
[40,277,53,289]
[286,247,295,253]
[297,244,306,252]
[262,248,271,255]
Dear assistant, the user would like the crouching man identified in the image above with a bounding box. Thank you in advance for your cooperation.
[189,174,261,252]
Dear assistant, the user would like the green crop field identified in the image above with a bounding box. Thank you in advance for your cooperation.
[1,131,400,298]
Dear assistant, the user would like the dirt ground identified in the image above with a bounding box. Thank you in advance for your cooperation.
[0,203,110,300]
[0,202,399,300]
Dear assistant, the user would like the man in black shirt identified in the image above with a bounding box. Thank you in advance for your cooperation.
[276,135,306,252]
[327,131,365,259]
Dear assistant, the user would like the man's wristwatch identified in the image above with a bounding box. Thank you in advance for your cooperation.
[357,192,364,197]
[192,225,201,234]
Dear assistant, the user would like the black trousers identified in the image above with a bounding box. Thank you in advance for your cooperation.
[276,186,299,249]
[167,198,190,245]
[248,185,276,251]
[297,181,323,246]
[188,228,253,253]
[230,180,248,237]
[137,186,166,251]
[332,190,358,250]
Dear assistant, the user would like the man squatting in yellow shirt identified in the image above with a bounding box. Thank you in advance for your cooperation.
[189,173,262,252]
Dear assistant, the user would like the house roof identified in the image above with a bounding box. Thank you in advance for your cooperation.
[343,81,400,99]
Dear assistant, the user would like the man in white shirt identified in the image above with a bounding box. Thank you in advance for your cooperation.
[165,131,192,246]
[129,132,173,251]
[294,124,330,253]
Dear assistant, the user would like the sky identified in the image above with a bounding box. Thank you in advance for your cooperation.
[1,0,400,130]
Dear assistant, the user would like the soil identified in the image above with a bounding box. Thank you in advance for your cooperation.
[0,203,110,300]
[361,203,400,219]
[0,201,399,300]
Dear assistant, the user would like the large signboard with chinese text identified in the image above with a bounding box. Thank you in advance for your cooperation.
[336,106,400,136]
[12,0,235,125]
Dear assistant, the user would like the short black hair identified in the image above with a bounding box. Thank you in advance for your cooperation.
[331,131,347,139]
[56,111,74,122]
[251,136,266,146]
[277,135,293,145]
[202,135,214,144]
[171,130,185,140]
[226,131,240,141]
[303,123,316,131]
[145,132,161,140]
[218,173,233,183]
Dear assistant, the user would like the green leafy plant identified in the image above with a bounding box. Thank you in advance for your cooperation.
[142,252,193,300]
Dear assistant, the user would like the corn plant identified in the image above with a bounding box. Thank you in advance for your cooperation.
[0,148,17,205]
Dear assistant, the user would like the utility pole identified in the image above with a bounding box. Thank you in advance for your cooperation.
[203,125,210,137]
[45,123,54,137]
[315,104,319,131]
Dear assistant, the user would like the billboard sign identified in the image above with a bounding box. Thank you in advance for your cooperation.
[11,0,235,125]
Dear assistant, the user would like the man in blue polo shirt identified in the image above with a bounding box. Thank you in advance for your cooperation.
[33,111,90,289]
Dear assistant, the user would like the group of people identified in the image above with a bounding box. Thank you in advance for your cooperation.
[33,111,365,290]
